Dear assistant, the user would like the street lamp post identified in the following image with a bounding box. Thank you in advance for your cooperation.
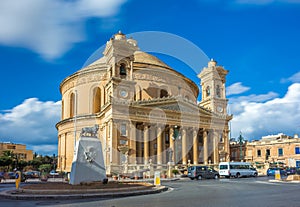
[238,132,244,161]
[172,126,181,164]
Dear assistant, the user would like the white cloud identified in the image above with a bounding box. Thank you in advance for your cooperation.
[0,0,127,59]
[230,83,300,140]
[228,91,279,115]
[230,91,279,103]
[227,82,250,96]
[234,0,300,5]
[0,98,61,155]
[281,71,300,83]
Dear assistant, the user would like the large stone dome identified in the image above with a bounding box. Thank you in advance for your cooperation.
[133,51,170,69]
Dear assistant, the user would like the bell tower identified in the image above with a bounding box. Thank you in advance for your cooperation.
[103,31,139,101]
[198,59,228,114]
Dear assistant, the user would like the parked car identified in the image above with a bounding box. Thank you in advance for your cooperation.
[250,167,258,177]
[24,171,41,179]
[188,166,219,180]
[267,168,287,176]
[49,170,59,176]
[285,167,297,175]
[8,172,16,179]
[0,172,4,182]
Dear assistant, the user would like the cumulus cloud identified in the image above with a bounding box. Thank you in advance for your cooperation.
[199,0,300,6]
[230,83,300,140]
[281,71,300,83]
[0,98,61,155]
[234,0,300,5]
[0,0,126,59]
[227,82,250,96]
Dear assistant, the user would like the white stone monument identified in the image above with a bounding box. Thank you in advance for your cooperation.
[69,124,107,185]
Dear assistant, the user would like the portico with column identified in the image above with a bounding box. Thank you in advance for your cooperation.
[108,120,230,167]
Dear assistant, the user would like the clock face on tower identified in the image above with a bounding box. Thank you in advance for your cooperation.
[119,89,128,98]
[217,106,223,113]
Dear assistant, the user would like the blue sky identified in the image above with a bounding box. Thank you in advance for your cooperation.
[0,0,300,155]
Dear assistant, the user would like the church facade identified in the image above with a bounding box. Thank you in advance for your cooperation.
[56,32,232,175]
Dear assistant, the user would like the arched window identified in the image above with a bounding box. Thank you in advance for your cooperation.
[70,92,75,117]
[120,63,127,77]
[216,85,221,98]
[206,86,210,97]
[160,89,168,98]
[93,87,101,113]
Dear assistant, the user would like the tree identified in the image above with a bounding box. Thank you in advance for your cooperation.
[0,150,15,171]
[38,164,52,173]
[18,160,28,171]
[27,159,42,170]
[0,156,13,169]
[2,150,14,157]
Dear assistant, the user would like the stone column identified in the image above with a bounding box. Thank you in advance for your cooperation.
[136,127,142,164]
[169,127,175,162]
[64,133,67,170]
[213,130,219,164]
[130,60,133,80]
[111,121,119,165]
[129,122,136,164]
[182,128,187,165]
[144,124,149,164]
[149,126,155,161]
[203,129,208,165]
[57,135,61,169]
[162,130,166,164]
[224,129,230,161]
[193,128,198,165]
[157,125,163,165]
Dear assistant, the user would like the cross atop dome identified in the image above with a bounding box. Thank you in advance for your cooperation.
[208,58,217,67]
[113,30,126,40]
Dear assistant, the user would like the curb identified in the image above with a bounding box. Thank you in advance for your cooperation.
[269,179,300,183]
[0,185,168,200]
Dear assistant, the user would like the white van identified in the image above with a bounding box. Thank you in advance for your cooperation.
[219,162,257,178]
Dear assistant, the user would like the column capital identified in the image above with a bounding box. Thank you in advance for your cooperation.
[193,128,198,136]
[143,123,149,130]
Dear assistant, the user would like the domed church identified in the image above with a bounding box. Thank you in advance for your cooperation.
[56,32,232,175]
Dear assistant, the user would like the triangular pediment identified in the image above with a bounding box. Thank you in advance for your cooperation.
[131,96,216,116]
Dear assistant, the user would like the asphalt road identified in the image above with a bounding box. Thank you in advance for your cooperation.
[1,176,300,207]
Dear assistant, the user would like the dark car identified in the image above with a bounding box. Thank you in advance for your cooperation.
[188,166,219,180]
[0,172,4,181]
[24,171,41,179]
[8,172,16,179]
[285,167,297,175]
[267,168,287,176]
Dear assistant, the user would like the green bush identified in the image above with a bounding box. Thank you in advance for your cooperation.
[172,169,179,175]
